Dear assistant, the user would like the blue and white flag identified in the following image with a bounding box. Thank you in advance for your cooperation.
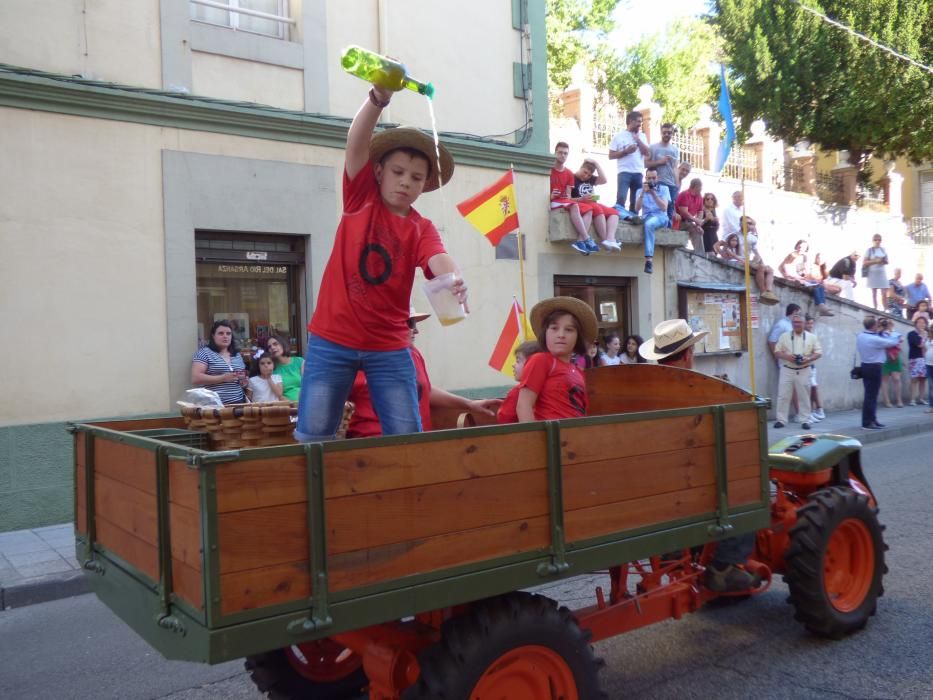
[715,64,736,173]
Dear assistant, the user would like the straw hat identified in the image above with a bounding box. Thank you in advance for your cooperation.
[370,126,454,192]
[408,305,431,323]
[530,296,598,344]
[639,319,709,361]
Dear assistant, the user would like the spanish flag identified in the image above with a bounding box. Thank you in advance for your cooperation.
[456,170,520,246]
[488,298,534,377]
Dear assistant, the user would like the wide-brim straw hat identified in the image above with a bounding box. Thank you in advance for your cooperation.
[370,126,454,192]
[530,296,598,345]
[639,319,709,361]
[408,305,431,323]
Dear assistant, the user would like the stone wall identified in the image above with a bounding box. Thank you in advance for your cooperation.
[667,249,916,413]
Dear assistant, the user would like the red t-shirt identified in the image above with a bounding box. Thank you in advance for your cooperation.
[675,190,703,218]
[550,167,574,204]
[346,346,432,438]
[517,353,588,420]
[496,385,520,424]
[308,164,447,351]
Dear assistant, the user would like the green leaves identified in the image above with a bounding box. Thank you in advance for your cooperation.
[714,0,933,165]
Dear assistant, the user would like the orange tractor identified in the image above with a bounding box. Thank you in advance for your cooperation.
[72,365,886,698]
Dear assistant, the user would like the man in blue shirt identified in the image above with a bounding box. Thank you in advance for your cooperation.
[904,273,931,318]
[855,316,902,429]
[633,167,670,274]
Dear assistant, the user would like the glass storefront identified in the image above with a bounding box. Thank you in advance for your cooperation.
[195,233,304,357]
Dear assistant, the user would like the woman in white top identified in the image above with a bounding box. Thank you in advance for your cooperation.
[599,333,623,366]
[863,234,889,310]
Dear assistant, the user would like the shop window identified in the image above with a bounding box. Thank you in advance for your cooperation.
[678,284,760,355]
[554,275,632,347]
[195,232,304,360]
[190,0,291,40]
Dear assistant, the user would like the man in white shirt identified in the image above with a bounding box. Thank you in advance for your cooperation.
[721,190,753,238]
[773,313,822,430]
[608,111,650,214]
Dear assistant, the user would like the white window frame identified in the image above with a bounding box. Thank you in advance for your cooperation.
[190,0,293,40]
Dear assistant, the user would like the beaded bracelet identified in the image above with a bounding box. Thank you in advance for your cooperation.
[369,88,391,109]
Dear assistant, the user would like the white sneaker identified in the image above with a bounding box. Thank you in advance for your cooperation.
[811,414,822,423]
[814,408,826,420]
[601,239,621,251]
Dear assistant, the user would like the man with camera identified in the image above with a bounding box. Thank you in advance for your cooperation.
[633,167,671,274]
[856,316,903,429]
[773,313,822,430]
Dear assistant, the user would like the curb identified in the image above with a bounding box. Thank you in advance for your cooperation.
[2,420,930,611]
[0,569,89,610]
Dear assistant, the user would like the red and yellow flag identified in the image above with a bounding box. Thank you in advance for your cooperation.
[488,298,534,377]
[456,170,520,246]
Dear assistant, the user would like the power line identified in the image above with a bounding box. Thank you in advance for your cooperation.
[789,0,933,76]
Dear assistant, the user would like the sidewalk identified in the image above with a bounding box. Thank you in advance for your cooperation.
[3,405,932,610]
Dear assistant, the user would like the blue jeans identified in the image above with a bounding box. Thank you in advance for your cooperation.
[713,532,756,566]
[613,204,637,219]
[860,362,882,427]
[642,213,670,258]
[813,283,826,305]
[661,181,678,218]
[294,334,421,441]
[616,171,643,213]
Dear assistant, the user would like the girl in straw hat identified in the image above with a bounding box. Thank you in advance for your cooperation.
[516,297,599,422]
[295,81,466,442]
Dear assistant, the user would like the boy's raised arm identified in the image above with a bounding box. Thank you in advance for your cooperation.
[345,84,393,180]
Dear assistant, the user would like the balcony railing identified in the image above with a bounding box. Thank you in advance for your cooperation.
[592,105,624,150]
[720,145,759,182]
[671,130,705,171]
[911,217,933,244]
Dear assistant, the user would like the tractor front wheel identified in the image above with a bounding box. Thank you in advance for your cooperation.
[784,486,887,639]
[402,592,605,699]
[245,639,367,699]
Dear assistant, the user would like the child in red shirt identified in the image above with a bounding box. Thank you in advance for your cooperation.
[516,297,599,422]
[295,82,467,442]
[497,340,545,424]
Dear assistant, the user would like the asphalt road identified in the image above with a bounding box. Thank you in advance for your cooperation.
[2,434,931,700]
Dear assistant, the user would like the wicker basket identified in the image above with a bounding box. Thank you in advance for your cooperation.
[180,401,354,450]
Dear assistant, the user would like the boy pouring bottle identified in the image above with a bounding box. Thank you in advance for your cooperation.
[295,82,467,441]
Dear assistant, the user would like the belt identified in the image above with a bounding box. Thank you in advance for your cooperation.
[783,365,811,371]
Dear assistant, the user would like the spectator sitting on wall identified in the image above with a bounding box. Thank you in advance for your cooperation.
[887,268,907,318]
[778,239,834,317]
[674,178,706,254]
[826,251,859,301]
[572,158,622,251]
[609,111,650,214]
[646,122,680,218]
[905,273,931,319]
[633,167,671,275]
[736,218,779,305]
[677,162,692,188]
[701,192,720,255]
[912,300,931,324]
[713,232,777,304]
[551,142,597,256]
[807,252,843,295]
[721,190,747,238]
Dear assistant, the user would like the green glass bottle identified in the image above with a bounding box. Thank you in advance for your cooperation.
[340,45,435,99]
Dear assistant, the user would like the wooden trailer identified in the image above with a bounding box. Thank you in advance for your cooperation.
[72,364,885,698]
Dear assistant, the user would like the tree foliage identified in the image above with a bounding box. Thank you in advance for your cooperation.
[715,0,933,165]
[545,0,621,92]
[600,18,722,129]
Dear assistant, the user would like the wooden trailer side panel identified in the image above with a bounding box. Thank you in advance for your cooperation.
[215,431,550,615]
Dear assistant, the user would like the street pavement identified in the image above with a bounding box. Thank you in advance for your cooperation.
[2,403,932,610]
[1,432,931,699]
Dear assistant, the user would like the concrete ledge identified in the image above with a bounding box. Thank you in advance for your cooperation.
[1,569,88,610]
[547,208,686,247]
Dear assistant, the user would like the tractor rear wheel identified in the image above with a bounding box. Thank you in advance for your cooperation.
[784,486,887,639]
[402,592,606,699]
[245,639,367,699]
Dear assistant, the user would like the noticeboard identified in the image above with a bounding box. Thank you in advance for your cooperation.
[680,288,758,354]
